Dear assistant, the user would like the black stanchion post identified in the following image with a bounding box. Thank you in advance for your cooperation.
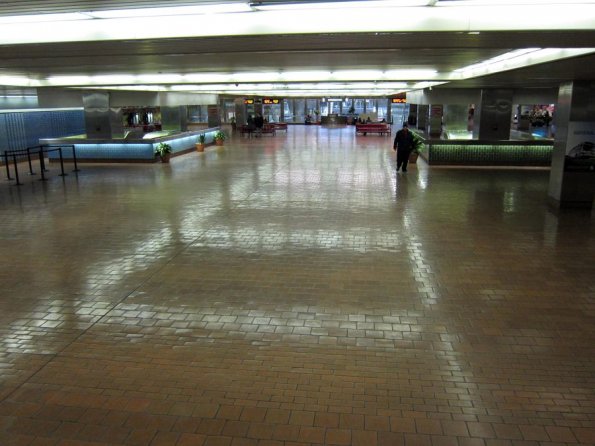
[42,147,49,171]
[12,154,22,185]
[38,148,47,181]
[71,145,80,172]
[4,151,12,180]
[26,147,36,175]
[58,148,67,176]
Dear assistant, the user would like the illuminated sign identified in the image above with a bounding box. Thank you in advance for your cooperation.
[391,98,407,103]
[244,99,254,104]
[263,98,280,104]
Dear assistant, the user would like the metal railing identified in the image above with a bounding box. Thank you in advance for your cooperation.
[2,144,79,185]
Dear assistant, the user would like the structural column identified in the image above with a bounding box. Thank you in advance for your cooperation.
[473,89,513,140]
[83,92,123,138]
[548,81,595,209]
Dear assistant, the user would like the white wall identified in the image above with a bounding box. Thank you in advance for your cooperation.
[158,92,218,106]
[407,87,558,106]
[37,88,218,108]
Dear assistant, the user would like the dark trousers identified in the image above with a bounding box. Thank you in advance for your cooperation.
[396,150,411,171]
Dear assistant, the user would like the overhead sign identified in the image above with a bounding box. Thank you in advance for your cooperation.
[391,98,407,103]
[244,99,254,104]
[263,98,280,104]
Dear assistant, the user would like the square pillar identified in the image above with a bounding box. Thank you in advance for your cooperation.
[548,81,595,209]
[474,89,513,140]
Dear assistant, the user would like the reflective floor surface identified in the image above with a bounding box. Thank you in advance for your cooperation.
[0,126,594,445]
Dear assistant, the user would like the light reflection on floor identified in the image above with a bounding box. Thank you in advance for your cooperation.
[0,125,594,445]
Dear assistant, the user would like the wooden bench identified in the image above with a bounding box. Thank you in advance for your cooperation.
[355,123,391,136]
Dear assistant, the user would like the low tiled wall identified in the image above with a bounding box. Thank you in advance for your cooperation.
[422,140,553,166]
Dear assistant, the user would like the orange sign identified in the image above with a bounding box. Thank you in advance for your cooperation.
[244,99,254,104]
[263,98,280,104]
[391,98,407,103]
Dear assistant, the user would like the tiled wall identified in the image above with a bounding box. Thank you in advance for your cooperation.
[428,143,553,166]
[0,109,85,154]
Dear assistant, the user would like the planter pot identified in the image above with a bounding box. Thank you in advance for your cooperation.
[215,139,224,146]
[196,143,205,152]
[408,152,419,164]
[160,153,171,163]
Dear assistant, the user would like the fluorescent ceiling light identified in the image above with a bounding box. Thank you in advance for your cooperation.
[85,85,407,97]
[454,48,541,73]
[451,47,595,79]
[168,82,408,91]
[46,75,92,86]
[280,71,332,82]
[0,12,90,24]
[437,0,594,5]
[137,74,183,83]
[410,81,447,89]
[42,70,423,87]
[0,76,40,87]
[331,70,384,81]
[91,74,137,84]
[383,69,438,79]
[85,3,253,18]
[252,0,434,10]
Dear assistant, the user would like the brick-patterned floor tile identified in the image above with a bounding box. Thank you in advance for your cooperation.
[544,426,577,443]
[314,411,339,428]
[352,429,377,446]
[326,428,351,445]
[298,425,326,443]
[176,433,206,446]
[0,127,594,446]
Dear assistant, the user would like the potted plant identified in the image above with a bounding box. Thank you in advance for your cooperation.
[196,134,206,152]
[409,133,424,164]
[214,130,226,146]
[155,142,172,163]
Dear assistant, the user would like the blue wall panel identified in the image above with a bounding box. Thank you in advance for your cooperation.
[1,109,85,154]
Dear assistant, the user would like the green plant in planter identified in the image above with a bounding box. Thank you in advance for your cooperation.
[198,134,206,144]
[155,142,172,157]
[412,133,424,154]
[214,130,226,142]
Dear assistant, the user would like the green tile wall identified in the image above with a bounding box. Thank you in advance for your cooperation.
[429,143,552,166]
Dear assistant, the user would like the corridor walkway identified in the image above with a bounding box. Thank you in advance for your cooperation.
[0,126,594,445]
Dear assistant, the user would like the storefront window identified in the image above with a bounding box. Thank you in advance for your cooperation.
[365,99,377,115]
[222,100,235,123]
[283,99,294,123]
[187,105,208,123]
[377,99,388,121]
[294,99,306,123]
[327,100,341,114]
[263,104,281,123]
[306,99,318,117]
[354,99,365,115]
[343,98,354,114]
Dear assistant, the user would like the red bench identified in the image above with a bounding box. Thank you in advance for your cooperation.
[240,124,255,137]
[261,124,276,135]
[271,122,288,131]
[355,123,391,136]
[241,124,276,137]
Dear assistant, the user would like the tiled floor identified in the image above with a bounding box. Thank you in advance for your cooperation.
[0,125,594,446]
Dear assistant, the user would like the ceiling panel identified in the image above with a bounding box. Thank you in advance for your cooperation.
[0,0,235,16]
[0,2,594,92]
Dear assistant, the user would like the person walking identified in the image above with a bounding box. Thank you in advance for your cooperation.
[254,113,264,136]
[393,123,415,172]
